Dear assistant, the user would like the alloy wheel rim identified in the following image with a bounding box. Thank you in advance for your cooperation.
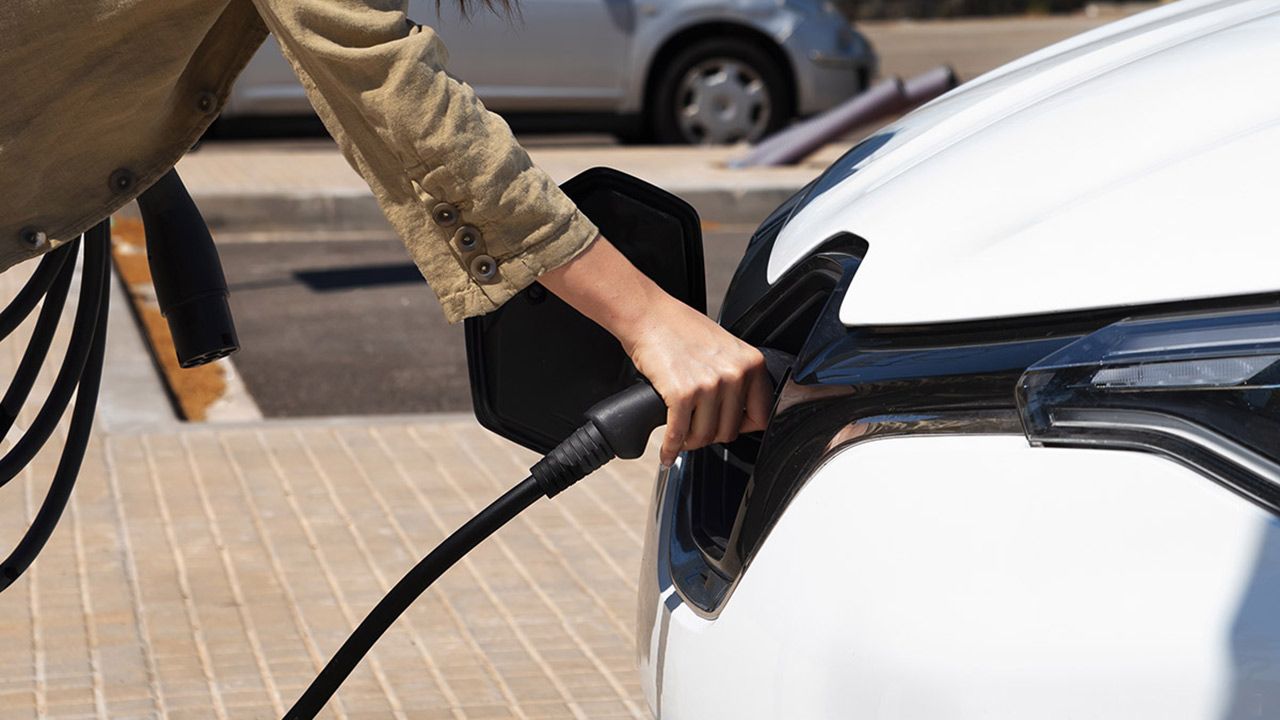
[675,58,772,145]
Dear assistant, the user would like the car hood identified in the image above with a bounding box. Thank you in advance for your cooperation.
[769,0,1280,327]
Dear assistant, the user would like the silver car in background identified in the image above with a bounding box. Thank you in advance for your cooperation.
[223,0,876,144]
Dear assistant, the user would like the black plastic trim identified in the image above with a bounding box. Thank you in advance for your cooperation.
[715,177,817,329]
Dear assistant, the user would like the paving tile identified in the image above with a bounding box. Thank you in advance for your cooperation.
[0,267,657,719]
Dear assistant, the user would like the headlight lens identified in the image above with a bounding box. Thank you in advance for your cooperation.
[1019,308,1280,510]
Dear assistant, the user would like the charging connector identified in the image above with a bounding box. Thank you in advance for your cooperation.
[532,381,667,496]
[136,169,239,368]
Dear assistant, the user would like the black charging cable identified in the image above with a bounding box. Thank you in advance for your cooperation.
[0,241,73,342]
[0,240,78,442]
[0,221,111,591]
[0,228,109,492]
[283,382,668,719]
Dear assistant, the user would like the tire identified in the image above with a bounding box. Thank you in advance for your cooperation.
[611,115,652,145]
[649,37,793,145]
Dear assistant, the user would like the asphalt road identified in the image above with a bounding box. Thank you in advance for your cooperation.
[860,10,1140,82]
[220,225,754,417]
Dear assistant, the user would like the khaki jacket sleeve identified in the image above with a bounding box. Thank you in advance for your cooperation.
[248,0,599,322]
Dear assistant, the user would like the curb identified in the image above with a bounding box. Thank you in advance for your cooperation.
[195,191,392,236]
[98,269,183,433]
[663,185,803,225]
[190,185,801,239]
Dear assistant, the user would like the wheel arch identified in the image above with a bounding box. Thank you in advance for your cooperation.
[641,22,797,125]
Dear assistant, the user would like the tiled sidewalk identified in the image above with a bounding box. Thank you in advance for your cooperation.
[1,256,658,719]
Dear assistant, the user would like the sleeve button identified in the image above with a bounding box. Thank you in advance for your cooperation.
[469,254,499,283]
[19,227,48,248]
[109,168,136,194]
[453,225,482,253]
[432,202,459,228]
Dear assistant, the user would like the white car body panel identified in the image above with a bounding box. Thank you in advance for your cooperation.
[646,435,1280,718]
[766,0,1280,327]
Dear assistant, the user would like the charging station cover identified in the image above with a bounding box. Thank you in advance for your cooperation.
[465,167,706,455]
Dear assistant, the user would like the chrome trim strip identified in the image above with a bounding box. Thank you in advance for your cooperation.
[809,50,862,68]
[1049,408,1280,493]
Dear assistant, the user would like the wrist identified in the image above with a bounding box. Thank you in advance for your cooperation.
[598,278,675,351]
[539,233,677,348]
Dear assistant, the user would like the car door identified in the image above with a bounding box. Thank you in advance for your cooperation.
[412,0,635,112]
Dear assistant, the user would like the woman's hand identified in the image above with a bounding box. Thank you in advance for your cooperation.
[539,234,772,465]
[618,294,771,465]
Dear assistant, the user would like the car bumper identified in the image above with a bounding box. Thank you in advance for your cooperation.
[798,52,874,115]
[638,434,1280,719]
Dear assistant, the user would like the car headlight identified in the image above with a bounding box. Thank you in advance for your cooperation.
[1020,307,1280,510]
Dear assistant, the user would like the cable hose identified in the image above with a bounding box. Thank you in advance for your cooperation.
[0,241,73,341]
[0,228,109,491]
[530,422,612,497]
[0,225,110,590]
[283,382,671,718]
[283,476,544,720]
[0,238,80,441]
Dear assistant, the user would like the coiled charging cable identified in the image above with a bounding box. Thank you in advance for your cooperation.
[284,382,668,719]
[0,223,111,591]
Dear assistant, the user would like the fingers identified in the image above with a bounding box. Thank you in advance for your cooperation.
[660,375,726,464]
[740,359,773,434]
[660,398,691,466]
[715,372,747,445]
[678,350,770,457]
[620,297,775,464]
[685,382,721,452]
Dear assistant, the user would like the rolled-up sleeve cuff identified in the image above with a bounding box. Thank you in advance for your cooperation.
[436,209,598,323]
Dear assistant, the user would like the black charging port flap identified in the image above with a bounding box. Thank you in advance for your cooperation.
[465,167,706,455]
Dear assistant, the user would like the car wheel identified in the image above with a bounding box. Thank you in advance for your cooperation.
[651,38,793,145]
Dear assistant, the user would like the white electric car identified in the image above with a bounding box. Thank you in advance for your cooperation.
[637,0,1280,717]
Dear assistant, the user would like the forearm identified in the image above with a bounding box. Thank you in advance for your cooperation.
[537,234,665,351]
